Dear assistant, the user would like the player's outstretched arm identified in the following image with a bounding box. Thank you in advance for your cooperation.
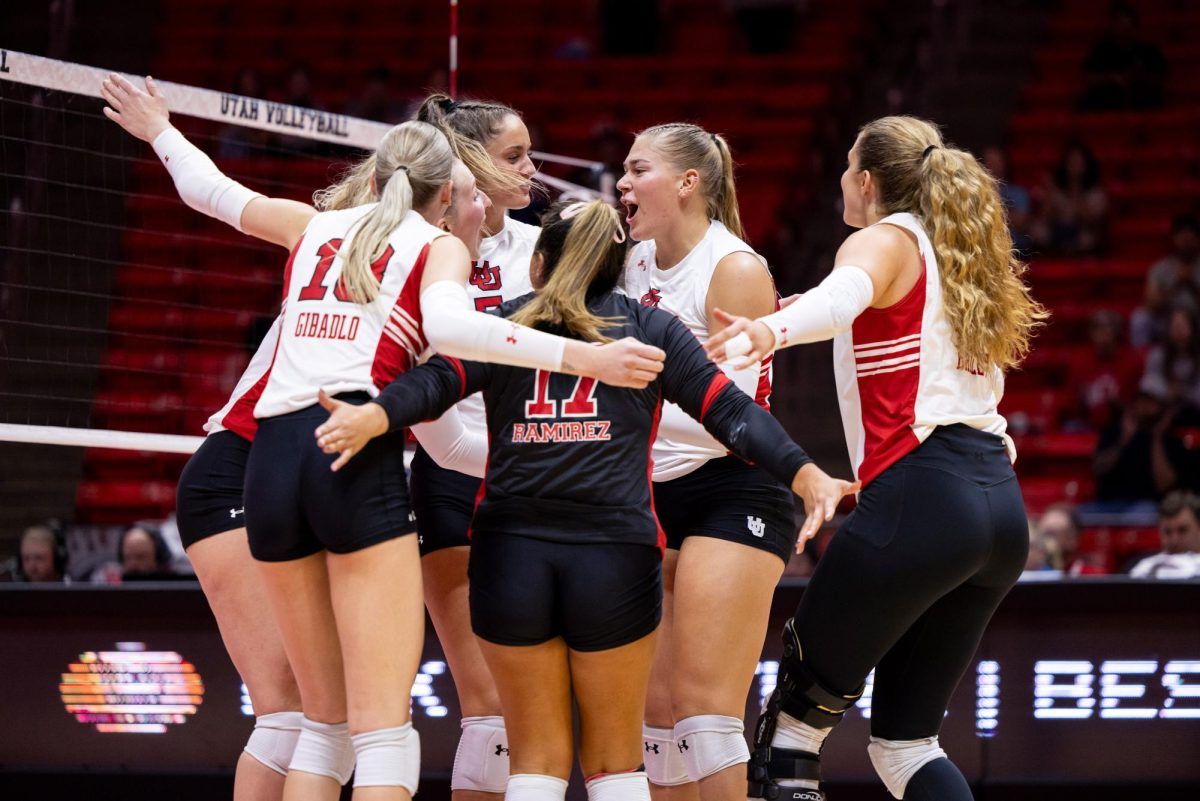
[101,73,314,251]
[419,237,665,389]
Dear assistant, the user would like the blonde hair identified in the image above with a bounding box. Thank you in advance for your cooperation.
[639,122,745,242]
[855,116,1047,373]
[510,200,627,343]
[416,93,531,204]
[327,121,454,304]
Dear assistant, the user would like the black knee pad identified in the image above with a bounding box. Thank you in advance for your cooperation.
[748,618,865,800]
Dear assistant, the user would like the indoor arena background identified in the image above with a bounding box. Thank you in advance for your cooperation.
[2,1,1198,799]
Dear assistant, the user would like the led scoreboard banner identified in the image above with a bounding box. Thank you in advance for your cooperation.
[1,580,1198,787]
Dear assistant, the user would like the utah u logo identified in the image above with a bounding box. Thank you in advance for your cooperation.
[470,260,503,291]
[641,287,662,308]
[747,516,766,538]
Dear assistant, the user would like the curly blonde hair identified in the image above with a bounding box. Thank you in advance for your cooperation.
[856,116,1047,373]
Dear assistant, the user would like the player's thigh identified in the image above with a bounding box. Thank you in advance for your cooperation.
[188,528,298,713]
[670,536,785,717]
[570,631,659,777]
[422,545,502,717]
[326,534,425,734]
[255,552,345,723]
[645,547,680,727]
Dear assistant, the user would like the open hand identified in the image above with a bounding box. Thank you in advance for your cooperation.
[100,73,171,143]
[703,309,776,369]
[313,390,389,471]
[791,463,860,547]
[568,337,665,389]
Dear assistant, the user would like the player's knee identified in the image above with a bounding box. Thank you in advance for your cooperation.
[243,710,303,775]
[642,724,690,787]
[451,715,509,793]
[352,722,421,793]
[866,736,947,800]
[288,716,355,785]
[673,714,749,781]
[774,619,863,732]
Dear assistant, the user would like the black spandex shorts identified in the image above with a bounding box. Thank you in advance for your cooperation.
[409,446,481,557]
[177,430,252,549]
[468,532,663,652]
[244,393,415,562]
[653,455,797,562]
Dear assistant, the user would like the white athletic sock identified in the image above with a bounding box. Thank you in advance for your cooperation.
[771,711,827,789]
[586,771,650,801]
[506,773,569,801]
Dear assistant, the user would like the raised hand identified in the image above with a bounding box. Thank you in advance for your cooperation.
[703,308,776,369]
[100,73,171,143]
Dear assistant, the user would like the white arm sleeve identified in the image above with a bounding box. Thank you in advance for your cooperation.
[759,265,875,350]
[420,280,566,372]
[409,406,487,479]
[151,127,263,232]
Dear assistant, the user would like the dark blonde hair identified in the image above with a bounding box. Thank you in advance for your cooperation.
[509,200,627,344]
[638,122,745,242]
[416,93,530,202]
[855,115,1048,373]
[332,121,454,304]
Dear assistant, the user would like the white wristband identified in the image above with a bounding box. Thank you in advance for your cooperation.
[151,127,263,232]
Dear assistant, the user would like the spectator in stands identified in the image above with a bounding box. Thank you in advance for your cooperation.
[1022,518,1064,579]
[1080,2,1167,112]
[344,66,407,124]
[1141,305,1200,408]
[1094,390,1165,503]
[18,524,66,583]
[1131,214,1200,348]
[1129,491,1200,578]
[1037,503,1107,576]
[119,523,174,580]
[217,67,271,159]
[1033,142,1108,255]
[1063,309,1142,431]
[984,145,1034,256]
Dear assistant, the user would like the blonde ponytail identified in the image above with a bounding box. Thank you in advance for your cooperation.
[510,201,627,343]
[312,153,378,211]
[856,116,1047,373]
[639,123,746,242]
[337,121,454,304]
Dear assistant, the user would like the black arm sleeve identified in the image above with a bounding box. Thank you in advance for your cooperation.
[370,356,491,432]
[652,310,813,488]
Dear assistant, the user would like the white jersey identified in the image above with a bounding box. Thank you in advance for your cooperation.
[622,220,774,481]
[832,212,1013,487]
[449,216,539,437]
[254,205,446,419]
[203,316,283,440]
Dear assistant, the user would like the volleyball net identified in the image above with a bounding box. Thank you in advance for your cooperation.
[0,49,608,545]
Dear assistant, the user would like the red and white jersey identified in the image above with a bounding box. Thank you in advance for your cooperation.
[254,204,446,419]
[834,212,1013,487]
[622,220,775,481]
[450,216,539,437]
[203,315,283,440]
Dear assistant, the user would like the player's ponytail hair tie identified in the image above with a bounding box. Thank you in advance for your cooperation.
[921,144,938,160]
[395,165,410,173]
[560,200,625,243]
[439,97,459,113]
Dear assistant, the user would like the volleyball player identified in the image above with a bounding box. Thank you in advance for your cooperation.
[616,123,794,801]
[705,117,1046,801]
[412,94,544,801]
[101,76,663,801]
[312,199,857,801]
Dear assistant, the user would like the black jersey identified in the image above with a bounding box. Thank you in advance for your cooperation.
[373,292,811,548]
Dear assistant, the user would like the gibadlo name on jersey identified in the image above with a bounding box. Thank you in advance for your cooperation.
[294,312,359,340]
[511,421,612,444]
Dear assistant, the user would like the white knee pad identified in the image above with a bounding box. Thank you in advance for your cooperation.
[507,773,569,801]
[673,715,749,782]
[586,771,650,801]
[867,736,947,800]
[289,717,355,785]
[352,723,421,792]
[642,724,690,786]
[451,715,510,793]
[244,710,304,776]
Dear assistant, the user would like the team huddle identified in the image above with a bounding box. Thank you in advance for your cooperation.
[99,71,1044,801]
